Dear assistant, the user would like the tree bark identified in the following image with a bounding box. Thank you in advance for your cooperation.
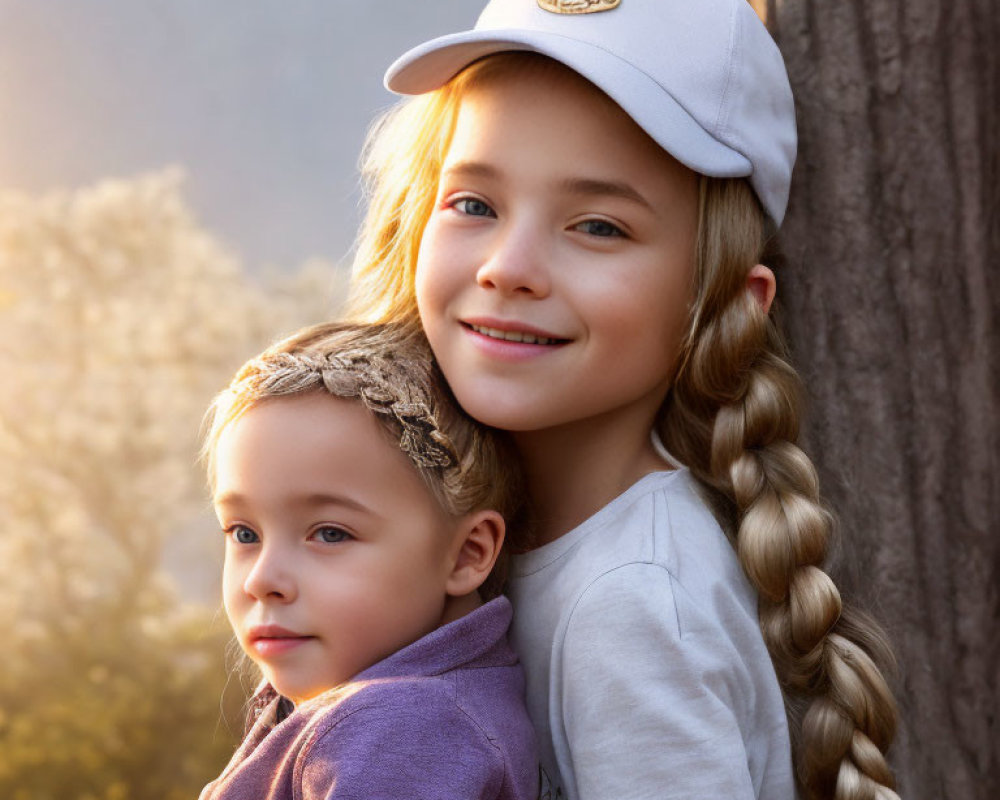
[770,1,999,798]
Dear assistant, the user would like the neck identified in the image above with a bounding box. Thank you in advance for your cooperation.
[514,408,672,546]
[440,591,482,626]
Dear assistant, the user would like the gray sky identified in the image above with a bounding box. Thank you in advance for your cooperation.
[0,0,478,270]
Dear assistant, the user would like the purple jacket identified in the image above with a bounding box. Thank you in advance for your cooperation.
[200,597,539,800]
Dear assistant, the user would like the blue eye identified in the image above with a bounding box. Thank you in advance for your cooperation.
[230,525,259,544]
[575,219,625,238]
[313,526,352,544]
[453,197,495,218]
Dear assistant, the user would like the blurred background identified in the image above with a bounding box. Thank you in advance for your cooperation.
[0,2,474,797]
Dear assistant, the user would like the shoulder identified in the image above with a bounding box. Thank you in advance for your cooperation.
[563,562,686,654]
[295,680,505,799]
[305,677,490,743]
[559,561,757,698]
[554,567,777,799]
[551,471,755,630]
[512,471,762,652]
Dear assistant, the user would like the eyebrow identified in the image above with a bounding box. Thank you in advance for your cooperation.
[213,491,375,516]
[441,160,499,182]
[558,177,654,212]
[441,160,654,212]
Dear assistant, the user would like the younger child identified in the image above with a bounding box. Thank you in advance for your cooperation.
[348,1,900,799]
[198,321,538,800]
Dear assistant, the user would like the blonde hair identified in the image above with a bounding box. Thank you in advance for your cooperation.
[347,81,464,324]
[347,53,899,799]
[202,321,524,599]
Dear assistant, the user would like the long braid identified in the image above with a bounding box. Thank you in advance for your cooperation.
[661,179,898,800]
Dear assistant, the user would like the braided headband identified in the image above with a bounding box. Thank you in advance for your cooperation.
[237,350,458,470]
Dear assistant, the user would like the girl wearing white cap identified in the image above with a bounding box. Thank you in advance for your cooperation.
[347,1,899,798]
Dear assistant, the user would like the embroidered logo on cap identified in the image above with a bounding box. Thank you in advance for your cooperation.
[537,0,621,15]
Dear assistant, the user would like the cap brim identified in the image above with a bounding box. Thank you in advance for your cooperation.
[385,29,752,181]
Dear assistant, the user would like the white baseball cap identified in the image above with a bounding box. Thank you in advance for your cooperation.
[385,0,797,225]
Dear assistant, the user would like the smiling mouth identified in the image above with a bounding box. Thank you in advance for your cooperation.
[467,323,568,346]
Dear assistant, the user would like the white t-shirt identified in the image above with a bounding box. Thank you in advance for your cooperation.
[508,469,798,800]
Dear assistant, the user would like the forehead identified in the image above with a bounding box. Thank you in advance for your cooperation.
[446,57,696,200]
[213,393,441,514]
[463,55,620,119]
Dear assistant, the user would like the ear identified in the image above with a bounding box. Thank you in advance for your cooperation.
[747,264,776,315]
[445,510,505,598]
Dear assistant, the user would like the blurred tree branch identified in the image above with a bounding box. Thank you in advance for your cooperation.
[0,169,339,798]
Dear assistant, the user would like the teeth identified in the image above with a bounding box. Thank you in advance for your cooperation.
[471,324,556,345]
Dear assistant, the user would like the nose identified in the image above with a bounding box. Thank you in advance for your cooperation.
[475,219,551,298]
[243,544,297,603]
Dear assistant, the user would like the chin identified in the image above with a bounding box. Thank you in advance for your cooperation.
[453,396,553,434]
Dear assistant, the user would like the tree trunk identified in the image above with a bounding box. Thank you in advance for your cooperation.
[769,1,999,798]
